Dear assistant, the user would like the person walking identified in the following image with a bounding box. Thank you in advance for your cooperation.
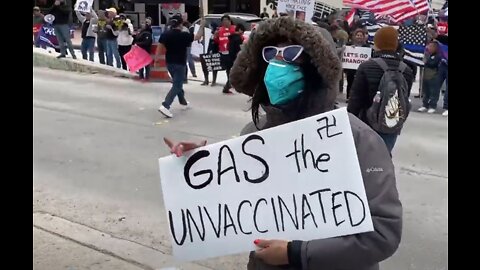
[75,8,98,62]
[156,15,204,118]
[49,0,77,59]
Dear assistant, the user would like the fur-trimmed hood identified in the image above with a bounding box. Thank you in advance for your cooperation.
[230,17,342,115]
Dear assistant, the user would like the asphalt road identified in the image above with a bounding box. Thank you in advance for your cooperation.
[33,67,448,270]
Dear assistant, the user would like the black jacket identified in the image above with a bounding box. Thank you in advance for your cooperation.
[49,3,71,25]
[228,33,243,61]
[207,38,219,53]
[347,51,414,122]
[423,52,442,80]
[134,26,153,52]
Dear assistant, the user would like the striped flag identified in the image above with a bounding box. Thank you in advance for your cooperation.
[366,23,426,66]
[442,0,448,10]
[391,0,430,23]
[366,22,392,44]
[399,24,427,66]
[345,8,357,26]
[343,0,429,23]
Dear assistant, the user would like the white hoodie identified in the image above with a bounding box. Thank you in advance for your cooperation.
[117,19,134,46]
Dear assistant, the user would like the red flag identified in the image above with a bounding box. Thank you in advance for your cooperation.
[343,0,429,23]
[346,8,356,26]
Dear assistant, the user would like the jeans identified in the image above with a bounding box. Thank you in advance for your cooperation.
[345,69,356,99]
[106,39,121,68]
[186,47,196,76]
[139,64,151,79]
[162,64,187,109]
[81,37,95,61]
[118,45,132,70]
[54,24,75,57]
[378,132,398,155]
[201,65,217,84]
[438,62,448,110]
[422,76,441,109]
[221,53,232,91]
[97,38,107,65]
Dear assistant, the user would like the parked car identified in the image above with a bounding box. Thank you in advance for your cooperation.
[192,13,262,31]
[192,13,261,45]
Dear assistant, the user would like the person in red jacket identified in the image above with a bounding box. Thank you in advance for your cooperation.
[214,15,236,94]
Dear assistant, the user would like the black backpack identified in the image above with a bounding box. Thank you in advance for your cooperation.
[366,58,411,134]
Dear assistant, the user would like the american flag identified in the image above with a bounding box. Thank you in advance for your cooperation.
[345,8,356,26]
[399,24,428,66]
[366,23,427,66]
[359,9,375,22]
[343,0,430,23]
[392,0,430,23]
[442,0,448,10]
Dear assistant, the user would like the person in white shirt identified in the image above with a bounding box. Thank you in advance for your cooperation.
[117,14,134,70]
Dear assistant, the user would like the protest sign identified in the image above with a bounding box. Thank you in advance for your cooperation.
[123,45,152,73]
[200,53,224,72]
[191,24,213,58]
[277,0,315,23]
[158,107,374,261]
[342,46,373,70]
[74,0,94,13]
[37,24,75,49]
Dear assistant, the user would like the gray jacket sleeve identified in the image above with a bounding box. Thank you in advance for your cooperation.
[75,11,86,23]
[299,115,403,269]
[91,8,98,19]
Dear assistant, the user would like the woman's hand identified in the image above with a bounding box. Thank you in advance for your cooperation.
[164,137,207,157]
[254,239,289,266]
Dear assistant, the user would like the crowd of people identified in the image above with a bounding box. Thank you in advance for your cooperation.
[33,3,448,269]
[314,11,448,116]
[33,3,448,130]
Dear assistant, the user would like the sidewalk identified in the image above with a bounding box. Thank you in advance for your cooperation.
[34,212,214,270]
[34,227,145,270]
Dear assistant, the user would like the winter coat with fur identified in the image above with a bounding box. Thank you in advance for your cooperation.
[230,17,402,270]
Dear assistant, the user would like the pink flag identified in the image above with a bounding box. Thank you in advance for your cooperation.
[123,45,153,73]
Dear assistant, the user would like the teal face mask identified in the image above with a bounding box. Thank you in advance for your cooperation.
[263,59,305,105]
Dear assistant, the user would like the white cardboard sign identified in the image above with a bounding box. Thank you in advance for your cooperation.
[191,24,212,58]
[158,108,373,261]
[342,46,373,70]
[277,0,315,23]
[74,0,94,13]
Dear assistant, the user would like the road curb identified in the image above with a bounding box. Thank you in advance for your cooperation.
[34,212,214,270]
[33,48,136,79]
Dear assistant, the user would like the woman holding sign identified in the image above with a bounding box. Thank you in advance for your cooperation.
[164,17,402,270]
[344,29,370,101]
